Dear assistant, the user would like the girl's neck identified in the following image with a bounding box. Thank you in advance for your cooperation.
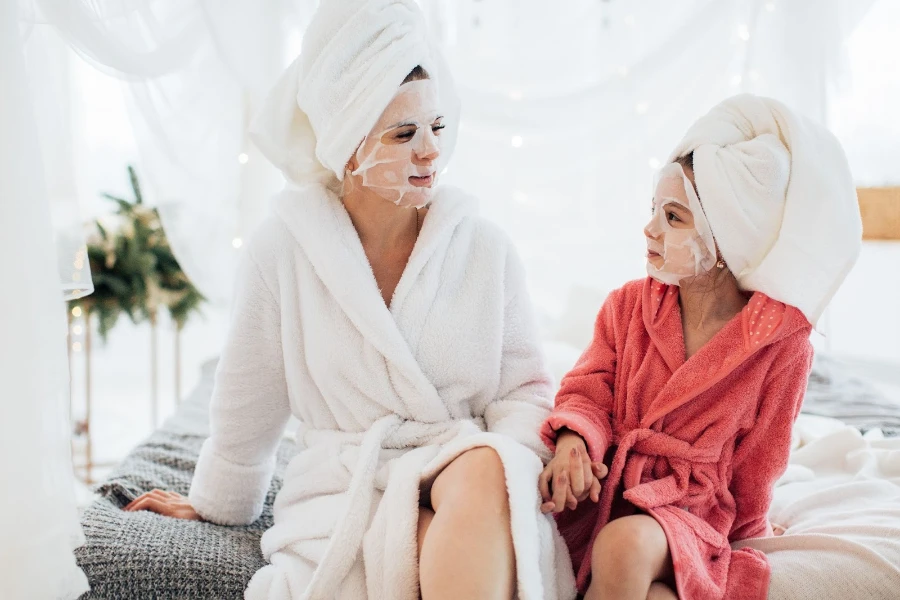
[678,270,749,330]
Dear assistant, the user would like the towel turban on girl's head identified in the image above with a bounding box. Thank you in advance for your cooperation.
[668,94,862,327]
[250,0,459,186]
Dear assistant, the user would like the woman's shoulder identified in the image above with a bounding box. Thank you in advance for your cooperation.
[242,215,295,271]
[435,185,517,255]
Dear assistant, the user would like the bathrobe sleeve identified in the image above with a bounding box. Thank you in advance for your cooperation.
[540,290,619,463]
[484,245,555,461]
[728,338,814,541]
[188,250,292,526]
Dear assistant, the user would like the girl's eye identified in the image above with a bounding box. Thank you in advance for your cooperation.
[395,130,415,140]
[667,211,681,222]
[432,124,445,133]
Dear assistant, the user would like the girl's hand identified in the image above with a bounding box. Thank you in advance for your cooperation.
[538,431,608,514]
[123,489,202,521]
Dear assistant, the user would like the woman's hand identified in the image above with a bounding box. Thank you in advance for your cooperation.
[538,430,608,514]
[123,489,202,521]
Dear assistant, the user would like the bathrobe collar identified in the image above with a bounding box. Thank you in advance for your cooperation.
[272,182,477,405]
[640,277,808,427]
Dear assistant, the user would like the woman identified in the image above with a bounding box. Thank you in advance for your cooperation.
[125,1,576,599]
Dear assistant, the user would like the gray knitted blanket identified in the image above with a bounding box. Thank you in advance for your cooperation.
[76,431,295,599]
[802,354,900,436]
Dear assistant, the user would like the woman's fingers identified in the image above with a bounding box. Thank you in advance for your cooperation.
[566,489,578,511]
[124,489,181,511]
[589,474,602,503]
[592,462,609,480]
[123,491,154,511]
[540,500,556,514]
[538,467,553,502]
[552,470,569,514]
[568,448,585,497]
[125,497,169,515]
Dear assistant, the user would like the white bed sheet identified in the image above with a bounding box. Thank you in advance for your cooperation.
[738,415,900,599]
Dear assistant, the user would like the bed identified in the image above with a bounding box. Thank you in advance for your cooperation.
[75,355,900,599]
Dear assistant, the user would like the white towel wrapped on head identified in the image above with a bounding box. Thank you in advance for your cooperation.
[668,94,862,327]
[249,0,459,186]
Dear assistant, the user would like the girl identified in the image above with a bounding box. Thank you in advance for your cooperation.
[538,94,862,600]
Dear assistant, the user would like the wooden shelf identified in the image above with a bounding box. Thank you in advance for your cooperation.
[858,187,900,241]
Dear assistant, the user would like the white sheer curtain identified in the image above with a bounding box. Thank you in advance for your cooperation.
[1,1,90,597]
[30,0,312,304]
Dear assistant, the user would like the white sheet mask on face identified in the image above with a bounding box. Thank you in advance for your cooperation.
[351,80,442,208]
[646,162,718,286]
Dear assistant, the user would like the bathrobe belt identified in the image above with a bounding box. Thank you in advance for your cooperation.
[296,414,487,599]
[606,429,722,522]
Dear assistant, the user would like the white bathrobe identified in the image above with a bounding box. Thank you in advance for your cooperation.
[188,182,577,600]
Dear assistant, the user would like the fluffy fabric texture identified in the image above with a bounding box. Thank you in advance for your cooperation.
[249,0,458,185]
[742,422,900,600]
[75,431,295,600]
[188,183,577,600]
[540,278,814,600]
[667,94,861,327]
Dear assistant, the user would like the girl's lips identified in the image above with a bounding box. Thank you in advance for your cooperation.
[409,174,434,187]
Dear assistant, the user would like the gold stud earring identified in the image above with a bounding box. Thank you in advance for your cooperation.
[716,259,726,269]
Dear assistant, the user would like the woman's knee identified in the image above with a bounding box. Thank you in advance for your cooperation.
[431,447,509,518]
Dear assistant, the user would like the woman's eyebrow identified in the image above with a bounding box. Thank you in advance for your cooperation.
[387,120,418,129]
[663,202,692,216]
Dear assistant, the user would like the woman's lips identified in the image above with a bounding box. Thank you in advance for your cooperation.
[647,249,662,259]
[409,174,434,187]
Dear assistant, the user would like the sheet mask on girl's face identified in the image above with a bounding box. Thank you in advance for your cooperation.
[645,162,718,286]
[351,80,443,208]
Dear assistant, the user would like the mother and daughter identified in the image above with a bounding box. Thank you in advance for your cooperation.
[125,1,862,598]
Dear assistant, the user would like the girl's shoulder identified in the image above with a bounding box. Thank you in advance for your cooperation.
[601,277,655,314]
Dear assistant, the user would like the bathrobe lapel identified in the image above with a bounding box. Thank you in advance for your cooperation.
[640,281,788,427]
[273,183,475,416]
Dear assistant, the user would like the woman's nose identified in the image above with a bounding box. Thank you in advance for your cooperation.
[414,130,440,163]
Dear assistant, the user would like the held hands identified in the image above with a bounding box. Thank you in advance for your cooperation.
[123,489,202,521]
[539,431,608,514]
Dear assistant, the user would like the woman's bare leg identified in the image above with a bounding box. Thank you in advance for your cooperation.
[418,447,515,600]
[417,507,435,559]
[585,514,676,600]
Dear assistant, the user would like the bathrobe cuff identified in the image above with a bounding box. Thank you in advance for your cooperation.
[189,438,276,526]
[541,412,609,463]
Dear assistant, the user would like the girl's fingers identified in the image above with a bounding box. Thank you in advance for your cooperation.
[566,489,578,511]
[568,448,585,497]
[581,452,593,481]
[592,462,609,479]
[540,501,556,514]
[552,471,569,514]
[538,468,553,502]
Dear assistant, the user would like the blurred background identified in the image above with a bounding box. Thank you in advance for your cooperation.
[13,0,900,488]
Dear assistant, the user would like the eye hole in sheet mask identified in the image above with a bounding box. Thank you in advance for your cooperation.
[645,162,718,286]
[351,80,443,208]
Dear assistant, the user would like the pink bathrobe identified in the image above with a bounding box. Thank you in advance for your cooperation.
[541,277,813,600]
